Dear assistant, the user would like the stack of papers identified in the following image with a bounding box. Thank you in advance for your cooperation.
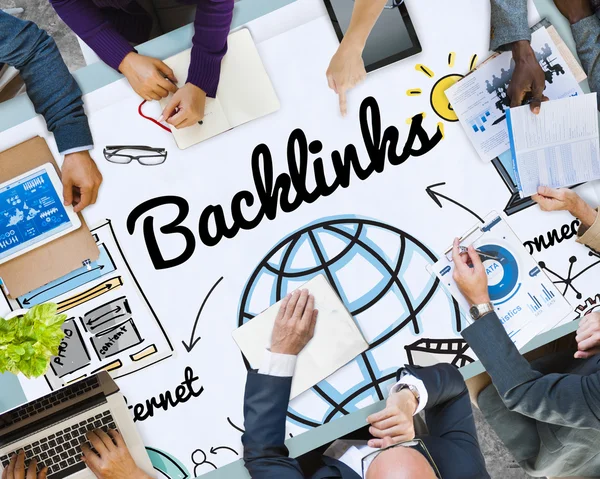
[446,27,583,162]
[507,93,600,197]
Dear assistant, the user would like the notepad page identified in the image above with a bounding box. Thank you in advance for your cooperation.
[232,274,368,399]
[217,28,280,127]
[159,49,231,149]
[507,93,600,197]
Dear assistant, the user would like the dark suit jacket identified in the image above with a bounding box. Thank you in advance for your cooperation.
[463,312,600,477]
[242,363,489,478]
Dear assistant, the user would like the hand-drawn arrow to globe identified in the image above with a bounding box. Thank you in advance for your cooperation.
[425,182,483,223]
[182,276,225,352]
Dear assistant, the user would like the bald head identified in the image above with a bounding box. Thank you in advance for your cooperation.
[366,446,437,479]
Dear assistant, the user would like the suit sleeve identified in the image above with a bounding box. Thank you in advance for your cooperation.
[0,11,92,153]
[242,371,304,478]
[576,207,600,251]
[490,0,531,51]
[571,14,600,110]
[462,312,600,428]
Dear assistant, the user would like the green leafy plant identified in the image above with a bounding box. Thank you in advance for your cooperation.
[0,303,66,378]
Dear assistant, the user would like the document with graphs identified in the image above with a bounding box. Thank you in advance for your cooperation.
[507,93,600,198]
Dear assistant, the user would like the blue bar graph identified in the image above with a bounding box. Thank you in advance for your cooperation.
[541,284,555,303]
[527,292,542,313]
[470,110,491,133]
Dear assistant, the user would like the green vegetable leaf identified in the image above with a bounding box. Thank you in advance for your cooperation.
[0,304,66,378]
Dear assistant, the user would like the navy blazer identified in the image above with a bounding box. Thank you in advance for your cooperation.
[242,363,489,478]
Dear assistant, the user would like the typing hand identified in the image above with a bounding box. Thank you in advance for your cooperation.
[508,41,547,114]
[326,41,366,116]
[270,289,318,356]
[367,389,418,448]
[2,451,47,479]
[575,312,600,359]
[161,83,206,129]
[451,238,490,307]
[119,52,178,101]
[62,151,103,213]
[81,430,151,479]
[532,186,597,228]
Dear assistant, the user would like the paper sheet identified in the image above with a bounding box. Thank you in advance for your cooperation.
[446,27,583,162]
[507,93,600,197]
[232,275,368,399]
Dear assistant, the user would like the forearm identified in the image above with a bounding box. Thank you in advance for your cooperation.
[0,13,92,153]
[490,0,530,51]
[49,0,134,72]
[188,0,234,97]
[462,312,600,427]
[571,14,600,105]
[341,0,387,51]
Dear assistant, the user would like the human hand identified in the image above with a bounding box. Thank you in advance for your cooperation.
[367,389,418,448]
[62,151,103,213]
[509,41,547,113]
[81,430,151,479]
[532,186,597,227]
[575,312,600,359]
[326,41,366,116]
[554,0,593,24]
[118,52,178,101]
[2,451,47,479]
[270,289,318,356]
[451,238,490,306]
[160,83,206,129]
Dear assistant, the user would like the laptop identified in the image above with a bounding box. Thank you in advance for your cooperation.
[0,372,153,479]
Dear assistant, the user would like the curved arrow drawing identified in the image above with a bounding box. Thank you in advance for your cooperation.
[21,265,105,305]
[227,417,244,434]
[146,447,190,479]
[210,446,239,456]
[87,306,122,326]
[182,276,224,352]
[426,182,483,223]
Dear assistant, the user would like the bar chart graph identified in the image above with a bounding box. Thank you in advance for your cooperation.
[469,110,491,133]
[527,284,556,313]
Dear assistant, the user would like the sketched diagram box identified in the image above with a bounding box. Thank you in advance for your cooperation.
[18,220,174,390]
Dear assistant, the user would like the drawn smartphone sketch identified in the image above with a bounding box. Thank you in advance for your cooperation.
[17,220,174,390]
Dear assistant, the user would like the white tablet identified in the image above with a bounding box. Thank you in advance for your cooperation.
[0,163,81,265]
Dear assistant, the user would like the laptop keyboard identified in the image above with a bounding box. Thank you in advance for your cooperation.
[0,376,99,429]
[1,410,117,479]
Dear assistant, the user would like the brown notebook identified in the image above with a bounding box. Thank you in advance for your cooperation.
[0,137,99,298]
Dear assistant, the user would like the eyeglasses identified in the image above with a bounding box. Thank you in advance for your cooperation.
[360,439,441,478]
[103,145,167,166]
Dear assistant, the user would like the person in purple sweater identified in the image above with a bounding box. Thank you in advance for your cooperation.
[49,0,234,129]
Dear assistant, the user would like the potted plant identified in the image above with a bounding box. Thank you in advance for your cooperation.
[0,303,66,378]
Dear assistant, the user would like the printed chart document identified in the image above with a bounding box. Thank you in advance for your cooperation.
[446,27,583,162]
[159,28,280,149]
[507,93,600,197]
[428,213,572,350]
[232,275,368,399]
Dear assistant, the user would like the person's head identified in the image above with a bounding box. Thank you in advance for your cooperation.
[365,437,437,479]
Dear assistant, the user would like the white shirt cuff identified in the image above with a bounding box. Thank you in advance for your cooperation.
[61,145,93,156]
[389,373,428,415]
[258,349,297,377]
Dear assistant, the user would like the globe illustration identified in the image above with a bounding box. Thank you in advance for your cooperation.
[238,217,464,430]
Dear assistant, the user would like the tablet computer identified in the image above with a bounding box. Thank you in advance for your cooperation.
[0,163,81,265]
[323,0,421,72]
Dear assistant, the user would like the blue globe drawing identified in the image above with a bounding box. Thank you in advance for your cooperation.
[238,217,463,430]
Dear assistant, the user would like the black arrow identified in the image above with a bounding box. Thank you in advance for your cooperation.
[21,265,105,305]
[182,276,224,353]
[426,182,483,223]
[87,306,122,326]
[209,446,238,456]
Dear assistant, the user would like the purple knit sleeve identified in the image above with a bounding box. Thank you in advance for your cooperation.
[187,0,234,98]
[49,0,136,72]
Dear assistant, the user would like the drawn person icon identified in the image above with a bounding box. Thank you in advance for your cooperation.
[491,74,502,92]
[191,449,217,476]
[486,79,494,94]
